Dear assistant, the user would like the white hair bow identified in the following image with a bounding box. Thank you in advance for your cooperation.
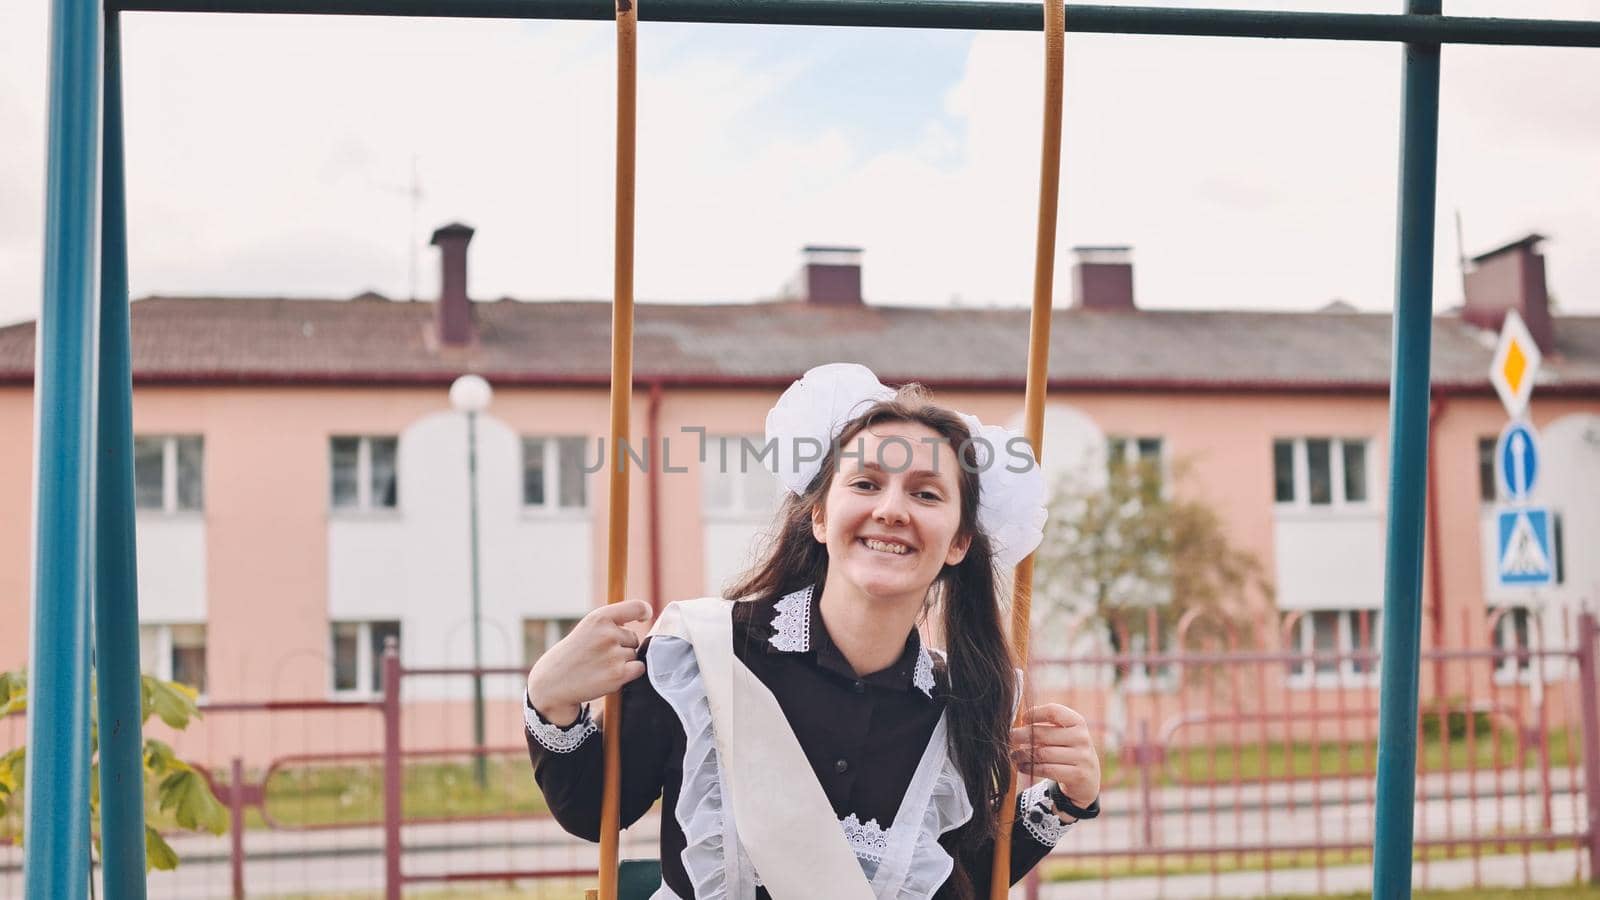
[764,363,1047,569]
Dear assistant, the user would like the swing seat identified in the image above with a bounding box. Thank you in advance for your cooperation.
[620,858,663,899]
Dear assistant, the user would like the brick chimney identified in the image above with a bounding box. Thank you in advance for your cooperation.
[1071,246,1135,311]
[430,222,476,346]
[800,246,863,306]
[1463,233,1554,353]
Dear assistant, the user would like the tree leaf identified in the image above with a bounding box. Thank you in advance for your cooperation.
[0,670,26,719]
[0,748,25,819]
[156,770,226,835]
[142,739,188,780]
[144,825,179,871]
[0,748,20,796]
[142,677,200,729]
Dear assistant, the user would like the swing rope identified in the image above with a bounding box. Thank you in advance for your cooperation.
[597,0,639,897]
[990,0,1065,896]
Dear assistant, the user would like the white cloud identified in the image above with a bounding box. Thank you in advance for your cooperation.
[1,0,1597,328]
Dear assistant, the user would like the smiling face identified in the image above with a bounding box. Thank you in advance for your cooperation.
[811,420,973,608]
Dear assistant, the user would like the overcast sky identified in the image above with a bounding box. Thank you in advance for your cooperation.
[1,0,1597,328]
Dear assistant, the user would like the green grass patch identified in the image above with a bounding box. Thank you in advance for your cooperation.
[251,753,548,829]
[1044,841,1581,884]
[1101,727,1576,787]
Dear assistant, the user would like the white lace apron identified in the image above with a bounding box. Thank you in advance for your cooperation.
[646,597,974,900]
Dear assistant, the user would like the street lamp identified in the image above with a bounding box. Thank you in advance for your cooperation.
[449,373,492,789]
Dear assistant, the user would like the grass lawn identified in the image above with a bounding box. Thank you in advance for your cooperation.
[1043,841,1580,883]
[245,752,549,830]
[1106,727,1577,786]
[0,728,1581,838]
[255,729,1575,831]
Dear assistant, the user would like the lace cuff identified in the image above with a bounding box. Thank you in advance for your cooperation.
[1017,780,1073,847]
[524,695,598,754]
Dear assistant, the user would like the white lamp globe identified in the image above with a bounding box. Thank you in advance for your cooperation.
[449,374,493,413]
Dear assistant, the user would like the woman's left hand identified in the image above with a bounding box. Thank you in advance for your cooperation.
[1010,704,1101,810]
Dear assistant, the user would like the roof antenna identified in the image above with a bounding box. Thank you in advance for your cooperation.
[408,156,424,302]
[1454,209,1468,307]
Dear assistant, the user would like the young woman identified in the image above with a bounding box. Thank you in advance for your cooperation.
[525,364,1100,899]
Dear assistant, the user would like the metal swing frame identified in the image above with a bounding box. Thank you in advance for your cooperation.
[24,2,1600,899]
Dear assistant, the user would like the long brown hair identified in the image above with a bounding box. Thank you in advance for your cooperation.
[725,383,1016,898]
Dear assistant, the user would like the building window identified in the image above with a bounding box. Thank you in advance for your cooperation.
[330,436,399,511]
[1491,606,1534,682]
[139,623,207,695]
[522,437,589,510]
[523,617,582,667]
[331,620,401,695]
[133,436,204,513]
[1107,435,1165,494]
[701,435,780,516]
[1477,436,1498,502]
[1273,437,1370,509]
[1285,609,1380,686]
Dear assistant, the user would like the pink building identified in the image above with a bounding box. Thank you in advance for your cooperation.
[1,227,1596,733]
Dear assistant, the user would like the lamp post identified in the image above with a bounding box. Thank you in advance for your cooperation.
[449,373,492,789]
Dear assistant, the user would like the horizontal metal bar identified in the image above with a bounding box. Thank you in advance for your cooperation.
[405,869,600,884]
[1031,645,1575,667]
[401,664,528,676]
[109,1,1600,47]
[198,699,383,712]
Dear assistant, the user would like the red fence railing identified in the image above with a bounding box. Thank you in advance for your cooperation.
[2,610,1595,899]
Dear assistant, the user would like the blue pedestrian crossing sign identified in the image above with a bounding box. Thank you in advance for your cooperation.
[1496,506,1554,588]
[1495,421,1541,501]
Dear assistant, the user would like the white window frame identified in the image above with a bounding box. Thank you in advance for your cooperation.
[521,436,590,516]
[139,623,208,697]
[1285,609,1381,689]
[1107,434,1166,467]
[330,619,401,698]
[134,434,204,515]
[1490,606,1536,685]
[701,434,782,520]
[330,435,399,514]
[522,616,582,667]
[1106,434,1168,499]
[1273,437,1373,512]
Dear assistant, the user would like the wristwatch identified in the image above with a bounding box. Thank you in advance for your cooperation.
[1048,782,1100,821]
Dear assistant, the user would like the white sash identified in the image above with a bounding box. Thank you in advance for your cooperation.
[653,597,877,900]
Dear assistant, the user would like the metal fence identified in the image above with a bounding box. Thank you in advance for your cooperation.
[4,608,1594,898]
[1024,607,1600,898]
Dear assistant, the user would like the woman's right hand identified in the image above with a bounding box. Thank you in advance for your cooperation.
[526,599,652,727]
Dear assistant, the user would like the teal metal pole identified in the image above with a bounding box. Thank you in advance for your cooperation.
[107,1,1600,46]
[25,0,103,896]
[95,9,151,897]
[1372,1,1441,897]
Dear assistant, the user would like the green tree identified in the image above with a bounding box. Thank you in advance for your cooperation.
[1032,454,1273,666]
[0,668,227,872]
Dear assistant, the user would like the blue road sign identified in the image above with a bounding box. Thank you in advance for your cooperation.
[1496,506,1554,588]
[1495,421,1541,501]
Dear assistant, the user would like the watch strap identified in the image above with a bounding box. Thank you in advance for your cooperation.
[1048,782,1100,820]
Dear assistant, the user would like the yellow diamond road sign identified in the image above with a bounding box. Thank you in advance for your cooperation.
[1490,309,1541,419]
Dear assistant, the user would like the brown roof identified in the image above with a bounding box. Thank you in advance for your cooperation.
[2,295,1599,394]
